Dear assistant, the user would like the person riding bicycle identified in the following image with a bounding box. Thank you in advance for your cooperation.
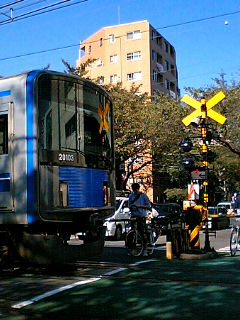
[229,192,240,215]
[128,183,151,256]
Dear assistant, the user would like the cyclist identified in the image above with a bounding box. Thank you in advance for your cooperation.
[128,183,151,256]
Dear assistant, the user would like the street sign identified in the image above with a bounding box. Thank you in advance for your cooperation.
[182,91,227,126]
[191,170,206,180]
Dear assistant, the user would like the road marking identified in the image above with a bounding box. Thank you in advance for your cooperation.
[217,246,230,253]
[129,259,158,266]
[12,277,101,309]
[102,267,127,276]
[11,257,159,310]
[11,266,130,309]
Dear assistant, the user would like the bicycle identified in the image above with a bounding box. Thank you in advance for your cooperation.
[229,215,240,256]
[125,217,161,257]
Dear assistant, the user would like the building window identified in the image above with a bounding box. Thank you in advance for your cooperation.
[88,45,92,54]
[152,70,162,83]
[127,72,142,81]
[126,30,141,40]
[152,70,158,82]
[96,59,103,67]
[110,74,118,84]
[165,79,170,90]
[170,82,175,91]
[126,51,141,61]
[157,53,163,64]
[156,34,162,46]
[164,41,169,53]
[164,60,169,71]
[170,45,175,57]
[151,30,155,41]
[99,76,104,84]
[109,34,115,43]
[100,38,103,47]
[110,55,118,64]
[152,50,157,61]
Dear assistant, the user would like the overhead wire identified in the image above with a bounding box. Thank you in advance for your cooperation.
[0,6,239,84]
[1,5,238,62]
[0,0,88,24]
[1,0,49,15]
[0,0,24,10]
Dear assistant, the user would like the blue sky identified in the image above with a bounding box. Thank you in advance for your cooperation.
[1,0,240,95]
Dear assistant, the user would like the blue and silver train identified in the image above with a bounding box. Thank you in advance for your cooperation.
[0,70,115,264]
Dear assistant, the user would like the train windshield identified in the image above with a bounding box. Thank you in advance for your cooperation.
[38,77,113,169]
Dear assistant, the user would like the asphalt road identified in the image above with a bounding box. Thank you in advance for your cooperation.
[0,228,234,320]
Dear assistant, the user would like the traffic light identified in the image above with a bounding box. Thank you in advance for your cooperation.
[181,157,194,170]
[179,138,193,152]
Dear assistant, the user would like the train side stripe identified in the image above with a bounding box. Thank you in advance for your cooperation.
[26,71,41,223]
[0,90,11,97]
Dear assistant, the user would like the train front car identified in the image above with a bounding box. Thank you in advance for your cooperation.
[0,70,115,265]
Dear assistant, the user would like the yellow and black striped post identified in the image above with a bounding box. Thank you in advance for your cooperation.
[185,206,202,250]
[200,100,211,251]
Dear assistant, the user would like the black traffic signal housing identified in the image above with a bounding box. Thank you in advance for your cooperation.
[181,157,194,170]
[179,138,193,152]
[180,137,194,170]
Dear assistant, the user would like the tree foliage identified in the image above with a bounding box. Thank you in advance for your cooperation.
[62,60,240,199]
[104,83,186,190]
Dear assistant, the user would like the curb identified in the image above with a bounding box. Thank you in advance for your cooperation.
[179,252,219,260]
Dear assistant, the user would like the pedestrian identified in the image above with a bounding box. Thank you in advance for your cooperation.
[232,192,240,215]
[128,183,151,256]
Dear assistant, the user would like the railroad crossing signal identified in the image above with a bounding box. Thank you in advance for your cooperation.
[98,103,109,133]
[181,91,227,126]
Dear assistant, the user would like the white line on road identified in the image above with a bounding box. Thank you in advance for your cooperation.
[217,246,230,252]
[11,267,128,309]
[12,277,101,309]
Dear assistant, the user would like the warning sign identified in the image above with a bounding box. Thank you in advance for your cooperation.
[188,184,200,200]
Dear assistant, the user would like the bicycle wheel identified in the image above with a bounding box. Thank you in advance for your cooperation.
[126,230,143,256]
[230,227,238,256]
[147,231,155,256]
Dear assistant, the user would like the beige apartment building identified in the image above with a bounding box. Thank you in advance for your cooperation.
[77,21,179,201]
[77,20,179,97]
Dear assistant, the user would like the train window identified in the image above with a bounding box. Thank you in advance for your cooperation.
[59,81,77,151]
[39,79,59,150]
[0,114,8,155]
[83,87,111,157]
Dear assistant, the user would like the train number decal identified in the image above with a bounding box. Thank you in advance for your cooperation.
[58,153,75,162]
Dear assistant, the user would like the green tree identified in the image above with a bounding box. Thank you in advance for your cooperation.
[105,84,186,191]
[62,58,96,77]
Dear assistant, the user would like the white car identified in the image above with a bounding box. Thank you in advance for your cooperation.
[104,197,130,240]
[217,202,232,215]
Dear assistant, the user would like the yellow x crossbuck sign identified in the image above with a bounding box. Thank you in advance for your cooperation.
[181,91,227,126]
[98,103,109,134]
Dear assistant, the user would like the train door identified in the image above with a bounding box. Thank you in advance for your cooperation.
[0,102,14,210]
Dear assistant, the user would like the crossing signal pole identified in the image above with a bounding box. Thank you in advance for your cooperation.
[199,97,211,251]
[181,91,227,252]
